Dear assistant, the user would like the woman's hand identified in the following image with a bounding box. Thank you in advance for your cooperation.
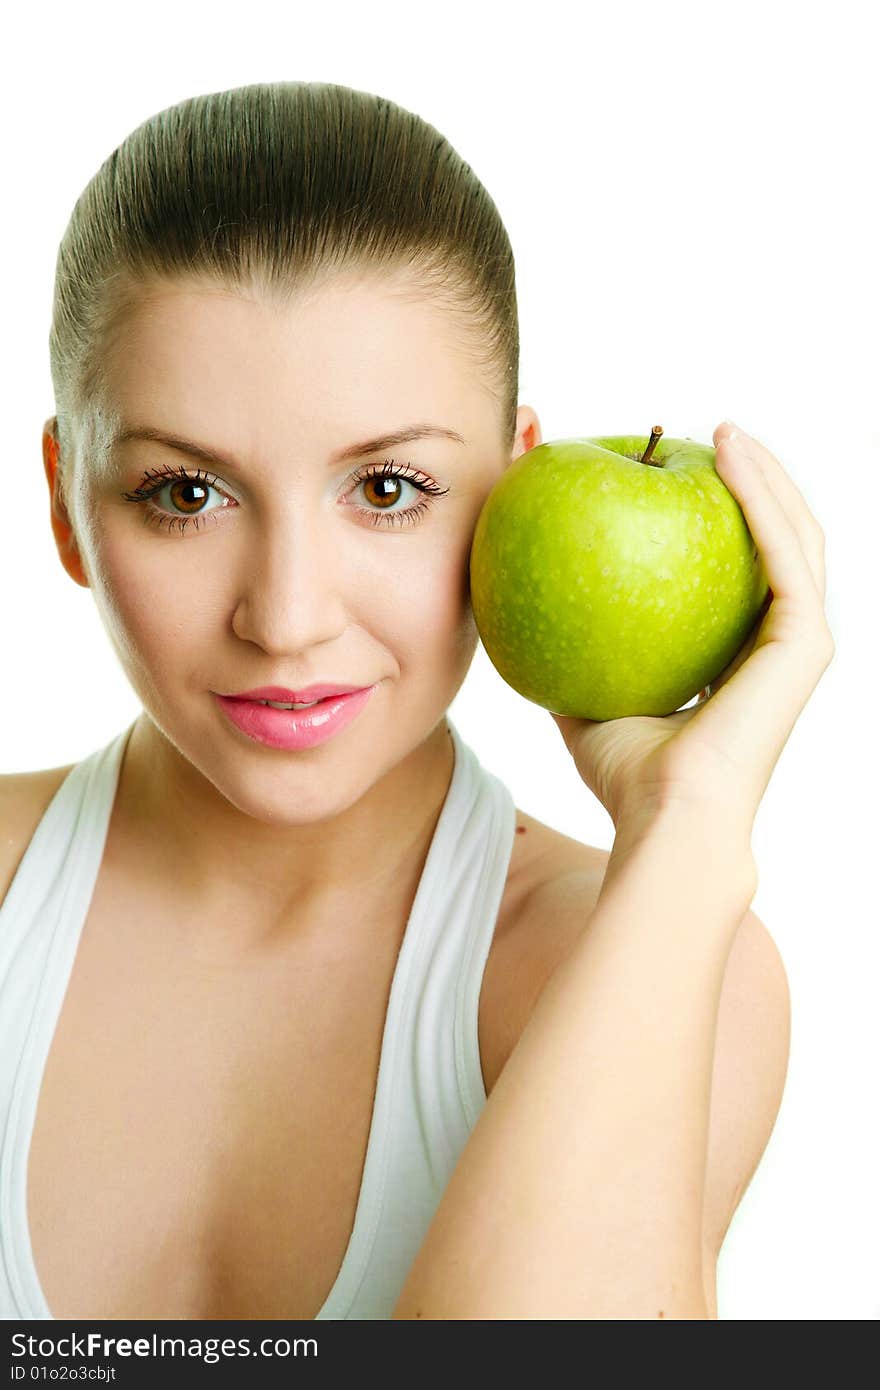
[550,421,835,837]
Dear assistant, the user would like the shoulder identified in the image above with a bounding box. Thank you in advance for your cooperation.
[486,812,790,1313]
[0,763,78,911]
[480,812,611,1094]
[492,817,789,1118]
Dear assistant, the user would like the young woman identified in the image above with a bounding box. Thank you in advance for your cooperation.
[0,82,833,1321]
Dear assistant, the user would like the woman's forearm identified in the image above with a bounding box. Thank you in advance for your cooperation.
[391,808,758,1320]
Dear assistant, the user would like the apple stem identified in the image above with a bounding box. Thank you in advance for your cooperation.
[640,425,664,467]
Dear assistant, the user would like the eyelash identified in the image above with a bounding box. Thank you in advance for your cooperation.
[120,458,450,536]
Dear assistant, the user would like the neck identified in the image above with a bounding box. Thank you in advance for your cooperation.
[111,711,457,956]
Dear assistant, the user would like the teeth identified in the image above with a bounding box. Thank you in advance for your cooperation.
[257,699,321,710]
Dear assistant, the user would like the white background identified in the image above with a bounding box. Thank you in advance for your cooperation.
[1,0,876,1320]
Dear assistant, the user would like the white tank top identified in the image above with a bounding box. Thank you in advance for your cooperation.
[0,717,517,1320]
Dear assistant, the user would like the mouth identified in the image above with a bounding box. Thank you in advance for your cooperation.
[228,696,330,711]
[212,685,378,750]
[222,684,370,704]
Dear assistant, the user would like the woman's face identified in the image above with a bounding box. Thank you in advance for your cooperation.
[52,269,540,827]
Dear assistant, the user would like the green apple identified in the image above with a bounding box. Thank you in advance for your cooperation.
[469,428,770,720]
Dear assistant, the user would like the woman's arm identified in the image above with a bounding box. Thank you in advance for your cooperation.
[393,423,829,1319]
[391,806,757,1320]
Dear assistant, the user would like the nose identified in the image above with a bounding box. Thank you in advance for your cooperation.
[230,508,349,655]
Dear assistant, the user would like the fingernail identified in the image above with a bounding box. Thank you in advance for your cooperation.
[720,420,740,444]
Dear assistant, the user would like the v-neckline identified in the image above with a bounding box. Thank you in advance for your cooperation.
[1,719,468,1320]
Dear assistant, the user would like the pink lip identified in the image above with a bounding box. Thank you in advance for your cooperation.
[213,685,378,750]
[224,684,368,702]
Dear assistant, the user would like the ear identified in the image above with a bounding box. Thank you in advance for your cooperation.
[511,405,542,462]
[42,417,90,588]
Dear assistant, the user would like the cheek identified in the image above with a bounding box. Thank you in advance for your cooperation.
[381,538,477,673]
[85,529,221,677]
[387,535,472,633]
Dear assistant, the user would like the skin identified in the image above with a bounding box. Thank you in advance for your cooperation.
[42,267,542,958]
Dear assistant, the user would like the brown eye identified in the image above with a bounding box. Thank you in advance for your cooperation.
[121,465,234,536]
[361,474,405,510]
[348,458,449,530]
[166,477,211,514]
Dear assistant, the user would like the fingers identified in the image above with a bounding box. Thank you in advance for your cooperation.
[713,422,827,604]
[712,427,829,640]
[688,636,834,819]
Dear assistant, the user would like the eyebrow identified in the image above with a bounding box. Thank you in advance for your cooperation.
[111,422,468,468]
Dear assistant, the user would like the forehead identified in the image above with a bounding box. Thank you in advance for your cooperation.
[100,270,492,451]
